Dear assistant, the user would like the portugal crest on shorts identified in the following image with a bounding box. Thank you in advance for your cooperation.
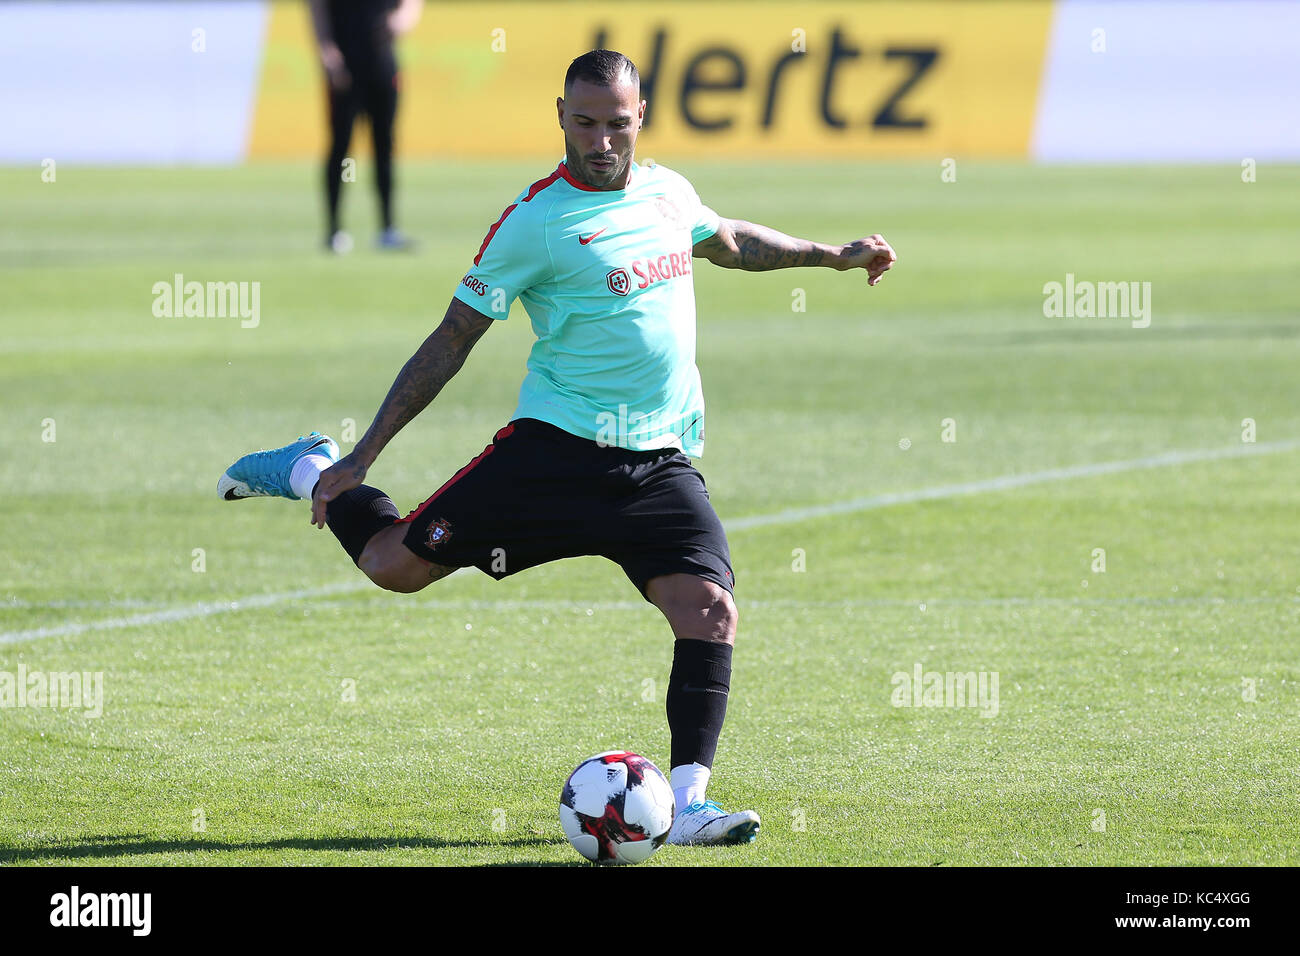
[426,519,453,550]
[606,268,630,296]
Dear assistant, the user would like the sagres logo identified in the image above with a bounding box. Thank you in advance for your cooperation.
[631,248,693,289]
[152,273,260,328]
[607,268,630,296]
[891,663,999,718]
[0,665,103,718]
[50,886,151,936]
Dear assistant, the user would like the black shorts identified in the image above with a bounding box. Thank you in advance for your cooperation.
[397,418,734,599]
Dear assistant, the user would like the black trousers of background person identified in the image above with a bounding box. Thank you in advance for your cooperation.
[325,46,399,236]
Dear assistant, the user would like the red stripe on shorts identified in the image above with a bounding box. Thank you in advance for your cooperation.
[397,423,515,525]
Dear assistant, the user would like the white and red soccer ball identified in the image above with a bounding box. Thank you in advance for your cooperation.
[559,751,675,864]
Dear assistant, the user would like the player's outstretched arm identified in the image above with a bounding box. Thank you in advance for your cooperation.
[693,218,897,286]
[310,299,494,527]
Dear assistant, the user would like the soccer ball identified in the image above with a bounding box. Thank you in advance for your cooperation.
[559,751,675,864]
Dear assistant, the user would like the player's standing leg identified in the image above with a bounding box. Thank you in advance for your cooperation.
[647,573,760,845]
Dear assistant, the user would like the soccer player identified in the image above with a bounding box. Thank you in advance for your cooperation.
[220,50,895,847]
[308,0,423,253]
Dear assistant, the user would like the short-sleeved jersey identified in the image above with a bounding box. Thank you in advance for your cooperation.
[453,160,720,458]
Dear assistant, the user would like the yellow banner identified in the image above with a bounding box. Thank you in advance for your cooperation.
[251,1,1051,159]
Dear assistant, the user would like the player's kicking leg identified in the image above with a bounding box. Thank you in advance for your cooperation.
[645,572,761,847]
[218,432,450,592]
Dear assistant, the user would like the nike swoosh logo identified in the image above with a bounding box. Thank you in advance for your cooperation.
[681,684,728,695]
[578,228,606,245]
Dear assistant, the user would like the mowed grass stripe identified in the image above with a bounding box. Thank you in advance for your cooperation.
[4,437,1295,645]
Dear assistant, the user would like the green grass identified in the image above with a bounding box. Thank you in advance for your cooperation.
[1,160,1298,865]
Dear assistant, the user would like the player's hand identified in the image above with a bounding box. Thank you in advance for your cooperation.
[320,44,351,91]
[311,453,368,528]
[840,234,897,287]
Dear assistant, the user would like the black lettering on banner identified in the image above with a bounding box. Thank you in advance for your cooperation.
[593,27,667,129]
[873,47,939,129]
[820,27,862,129]
[679,47,746,131]
[591,27,939,135]
[762,48,807,128]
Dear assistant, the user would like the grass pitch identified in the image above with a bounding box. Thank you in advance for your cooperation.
[1,160,1297,865]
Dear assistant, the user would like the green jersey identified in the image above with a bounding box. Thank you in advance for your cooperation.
[453,160,720,457]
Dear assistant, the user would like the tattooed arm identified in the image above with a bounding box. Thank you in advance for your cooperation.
[693,219,897,286]
[310,298,495,527]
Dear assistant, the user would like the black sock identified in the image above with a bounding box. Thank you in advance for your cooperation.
[325,484,399,564]
[666,639,733,770]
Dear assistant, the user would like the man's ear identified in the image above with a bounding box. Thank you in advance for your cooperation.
[556,96,565,128]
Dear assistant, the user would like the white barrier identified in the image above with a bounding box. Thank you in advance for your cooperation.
[1,0,1297,163]
[1033,0,1300,161]
[0,1,267,164]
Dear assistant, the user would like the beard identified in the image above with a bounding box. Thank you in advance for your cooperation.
[565,140,631,188]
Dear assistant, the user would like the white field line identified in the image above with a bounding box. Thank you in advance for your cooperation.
[2,598,169,610]
[3,438,1297,645]
[0,582,372,645]
[726,438,1300,531]
[308,595,1300,612]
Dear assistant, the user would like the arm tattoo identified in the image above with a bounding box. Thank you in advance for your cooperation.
[732,220,828,270]
[354,299,494,464]
[696,219,837,272]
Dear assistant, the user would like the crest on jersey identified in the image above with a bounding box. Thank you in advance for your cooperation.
[606,268,631,296]
[653,193,684,225]
[426,519,453,550]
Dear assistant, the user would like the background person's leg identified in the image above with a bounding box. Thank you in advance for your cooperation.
[324,83,357,243]
[367,72,398,234]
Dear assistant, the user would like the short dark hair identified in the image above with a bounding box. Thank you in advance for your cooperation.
[564,50,639,94]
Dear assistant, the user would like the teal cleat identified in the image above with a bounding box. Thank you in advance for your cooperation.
[217,432,339,501]
[665,800,760,846]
